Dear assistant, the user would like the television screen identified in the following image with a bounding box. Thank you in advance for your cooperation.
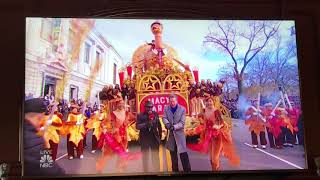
[23,18,306,176]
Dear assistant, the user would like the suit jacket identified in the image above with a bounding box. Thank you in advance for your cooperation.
[162,104,187,153]
[136,111,162,147]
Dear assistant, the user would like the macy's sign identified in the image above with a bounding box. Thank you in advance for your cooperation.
[139,94,189,116]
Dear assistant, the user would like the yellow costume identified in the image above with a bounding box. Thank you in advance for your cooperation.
[38,112,63,149]
[66,113,86,147]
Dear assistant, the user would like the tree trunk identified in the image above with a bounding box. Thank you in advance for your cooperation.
[237,79,243,95]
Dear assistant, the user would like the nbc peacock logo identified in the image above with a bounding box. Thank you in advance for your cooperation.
[40,150,54,168]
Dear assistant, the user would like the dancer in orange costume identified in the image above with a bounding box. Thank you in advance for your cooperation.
[286,106,301,144]
[276,107,295,147]
[95,115,114,173]
[95,100,139,173]
[38,102,63,161]
[188,97,240,170]
[262,103,277,148]
[65,103,86,160]
[110,99,135,152]
[266,108,286,149]
[245,100,267,149]
[86,104,106,153]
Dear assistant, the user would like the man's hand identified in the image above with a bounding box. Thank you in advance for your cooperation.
[147,121,152,129]
[165,123,171,130]
[169,126,174,131]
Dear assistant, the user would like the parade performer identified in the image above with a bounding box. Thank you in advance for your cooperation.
[284,94,301,145]
[262,102,276,148]
[279,108,295,147]
[188,81,197,116]
[245,98,267,149]
[278,88,295,147]
[95,101,140,173]
[127,83,136,113]
[110,99,136,152]
[136,101,162,172]
[86,104,106,153]
[206,79,214,96]
[188,97,240,170]
[83,103,90,149]
[267,107,288,149]
[192,82,205,116]
[37,102,63,161]
[65,103,86,159]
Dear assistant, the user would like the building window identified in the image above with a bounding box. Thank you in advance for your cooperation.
[84,43,91,64]
[96,51,101,79]
[52,19,61,52]
[67,29,76,54]
[113,63,117,85]
[70,85,79,101]
[41,18,53,42]
[53,19,61,28]
[96,51,101,62]
[43,76,56,97]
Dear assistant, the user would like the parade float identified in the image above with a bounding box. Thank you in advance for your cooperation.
[100,21,233,142]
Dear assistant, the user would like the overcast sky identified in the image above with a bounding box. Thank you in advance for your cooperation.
[94,19,296,81]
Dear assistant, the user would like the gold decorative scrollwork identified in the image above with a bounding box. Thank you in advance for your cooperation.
[163,74,187,92]
[137,75,161,92]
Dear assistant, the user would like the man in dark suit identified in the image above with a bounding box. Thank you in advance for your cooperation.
[136,101,162,172]
[163,94,191,172]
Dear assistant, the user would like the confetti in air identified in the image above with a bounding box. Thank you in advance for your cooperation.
[55,19,95,101]
[84,56,103,102]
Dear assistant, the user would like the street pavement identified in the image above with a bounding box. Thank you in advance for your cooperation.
[54,119,307,175]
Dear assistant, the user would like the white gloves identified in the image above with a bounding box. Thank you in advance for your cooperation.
[45,119,53,126]
[76,120,83,125]
[40,127,45,131]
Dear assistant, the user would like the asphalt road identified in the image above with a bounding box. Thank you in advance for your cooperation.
[52,119,307,176]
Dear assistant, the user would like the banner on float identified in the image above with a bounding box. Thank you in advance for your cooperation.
[139,93,189,116]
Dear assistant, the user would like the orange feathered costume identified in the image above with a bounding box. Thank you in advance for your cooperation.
[64,112,86,147]
[245,106,266,135]
[188,108,240,170]
[38,112,63,148]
